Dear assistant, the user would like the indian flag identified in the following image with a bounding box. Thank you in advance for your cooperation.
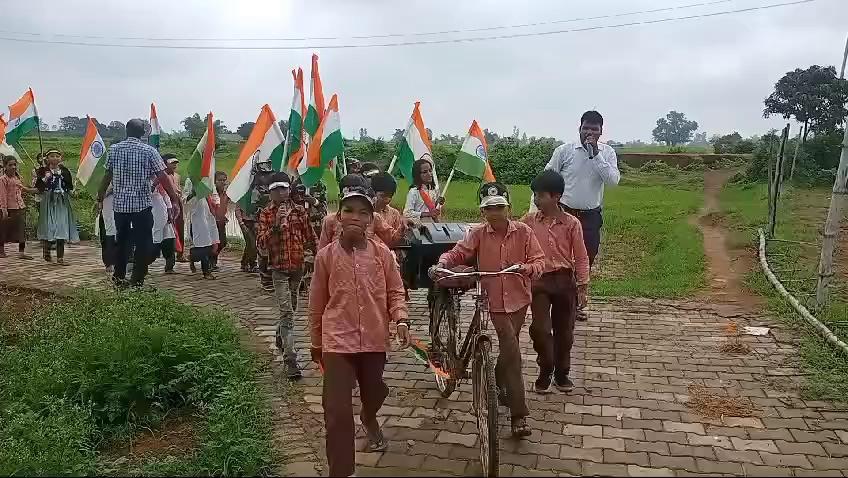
[454,120,495,182]
[395,101,439,188]
[6,88,39,145]
[283,67,306,173]
[304,54,325,141]
[149,103,161,149]
[227,104,285,211]
[77,117,108,196]
[298,94,342,187]
[187,112,216,199]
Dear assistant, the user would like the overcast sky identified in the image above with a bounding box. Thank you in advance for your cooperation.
[2,0,845,143]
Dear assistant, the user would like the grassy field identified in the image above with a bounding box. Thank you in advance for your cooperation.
[0,288,274,476]
[719,181,848,401]
[617,144,714,154]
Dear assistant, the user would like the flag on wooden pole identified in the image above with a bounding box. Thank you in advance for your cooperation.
[149,103,161,149]
[77,117,108,196]
[187,113,216,199]
[393,102,438,189]
[298,94,343,187]
[283,68,306,173]
[228,105,285,211]
[454,120,495,182]
[6,88,39,145]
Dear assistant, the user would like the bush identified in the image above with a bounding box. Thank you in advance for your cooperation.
[742,130,843,186]
[0,290,272,475]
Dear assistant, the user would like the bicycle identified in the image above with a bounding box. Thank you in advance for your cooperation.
[428,264,523,478]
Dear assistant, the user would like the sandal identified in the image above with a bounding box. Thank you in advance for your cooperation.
[57,259,69,266]
[19,254,33,260]
[363,421,387,452]
[511,417,532,438]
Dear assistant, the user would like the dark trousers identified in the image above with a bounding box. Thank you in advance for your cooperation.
[240,220,258,269]
[150,238,176,271]
[323,352,388,477]
[564,206,602,266]
[259,254,273,288]
[191,245,213,275]
[98,215,117,267]
[212,222,227,267]
[42,240,64,259]
[530,269,578,377]
[491,306,529,419]
[114,208,153,285]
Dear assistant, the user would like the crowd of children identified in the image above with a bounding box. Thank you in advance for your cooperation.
[0,149,592,477]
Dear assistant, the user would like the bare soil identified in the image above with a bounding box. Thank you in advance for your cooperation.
[691,170,763,309]
[101,413,199,464]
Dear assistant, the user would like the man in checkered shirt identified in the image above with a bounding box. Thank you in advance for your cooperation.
[96,119,181,287]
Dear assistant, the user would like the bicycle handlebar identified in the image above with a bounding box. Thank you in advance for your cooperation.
[433,264,524,283]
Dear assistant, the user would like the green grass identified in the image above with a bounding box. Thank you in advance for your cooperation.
[720,181,848,401]
[0,290,273,476]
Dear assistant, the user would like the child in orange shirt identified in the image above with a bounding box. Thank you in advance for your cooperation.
[0,155,37,259]
[431,182,545,437]
[310,185,410,477]
[522,170,590,393]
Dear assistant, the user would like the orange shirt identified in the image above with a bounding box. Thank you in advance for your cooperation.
[438,221,545,313]
[0,174,26,210]
[317,211,394,251]
[309,239,408,353]
[376,204,407,247]
[521,209,590,285]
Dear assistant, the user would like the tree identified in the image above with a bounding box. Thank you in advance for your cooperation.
[712,132,755,154]
[181,113,206,138]
[764,65,848,143]
[651,111,699,146]
[392,128,405,143]
[278,120,289,138]
[690,131,708,146]
[213,120,230,136]
[237,121,255,140]
[105,121,125,138]
[359,128,369,140]
[58,116,86,135]
[483,128,500,146]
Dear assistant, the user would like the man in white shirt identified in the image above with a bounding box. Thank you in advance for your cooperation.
[542,110,620,319]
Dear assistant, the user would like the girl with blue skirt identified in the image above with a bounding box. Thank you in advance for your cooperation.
[35,149,78,265]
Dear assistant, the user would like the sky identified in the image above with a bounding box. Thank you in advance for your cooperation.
[1,0,846,143]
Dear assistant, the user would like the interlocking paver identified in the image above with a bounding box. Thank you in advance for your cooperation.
[3,243,847,477]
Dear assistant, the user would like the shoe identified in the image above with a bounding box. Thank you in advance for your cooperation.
[211,264,220,272]
[576,309,588,322]
[112,277,130,290]
[189,262,197,273]
[534,374,553,394]
[57,259,69,266]
[105,265,114,273]
[164,268,176,274]
[19,253,33,260]
[511,417,532,438]
[285,359,303,380]
[203,273,216,280]
[554,373,574,393]
[363,420,387,452]
[43,254,52,263]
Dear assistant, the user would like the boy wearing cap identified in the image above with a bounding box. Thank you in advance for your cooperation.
[522,170,590,393]
[256,172,316,380]
[430,182,545,437]
[309,185,410,477]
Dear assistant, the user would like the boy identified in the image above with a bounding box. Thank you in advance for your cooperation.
[522,170,590,393]
[211,171,229,271]
[150,177,177,273]
[0,155,36,259]
[316,174,396,251]
[431,182,545,437]
[256,172,316,380]
[162,154,185,262]
[309,185,410,477]
[371,172,409,247]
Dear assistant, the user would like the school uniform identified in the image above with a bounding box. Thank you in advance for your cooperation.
[309,239,408,478]
[34,166,79,259]
[403,185,440,221]
[0,174,28,254]
[438,219,545,420]
[151,186,176,271]
[183,178,219,275]
[522,208,590,381]
[316,211,396,252]
[97,189,118,267]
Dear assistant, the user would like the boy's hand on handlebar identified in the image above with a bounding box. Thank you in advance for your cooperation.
[428,263,446,280]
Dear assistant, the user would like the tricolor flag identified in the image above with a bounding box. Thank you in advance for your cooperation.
[304,54,325,142]
[6,88,39,145]
[149,103,161,149]
[187,112,216,199]
[394,102,439,189]
[227,104,285,211]
[283,68,306,173]
[77,117,108,196]
[454,120,495,182]
[298,94,343,187]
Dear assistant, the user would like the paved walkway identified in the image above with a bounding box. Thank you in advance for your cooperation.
[2,243,848,477]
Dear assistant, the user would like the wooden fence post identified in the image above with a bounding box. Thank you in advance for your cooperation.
[768,124,790,238]
[789,126,802,181]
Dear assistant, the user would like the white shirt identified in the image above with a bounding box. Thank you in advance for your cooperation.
[152,189,176,244]
[542,142,620,210]
[403,186,439,220]
[183,178,220,249]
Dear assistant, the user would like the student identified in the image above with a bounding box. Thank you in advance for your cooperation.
[162,154,185,261]
[431,182,545,437]
[35,149,79,265]
[403,158,444,222]
[522,170,590,393]
[255,172,316,380]
[309,185,410,477]
[316,174,395,251]
[150,178,177,273]
[98,184,118,272]
[359,161,380,181]
[183,176,219,279]
[0,155,36,259]
[211,171,229,271]
[370,172,408,246]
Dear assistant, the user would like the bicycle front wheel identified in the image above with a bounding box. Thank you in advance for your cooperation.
[472,338,499,477]
[431,288,458,397]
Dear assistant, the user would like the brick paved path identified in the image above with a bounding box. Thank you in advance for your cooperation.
[3,243,848,477]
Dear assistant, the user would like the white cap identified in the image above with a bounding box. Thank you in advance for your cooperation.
[268,181,291,190]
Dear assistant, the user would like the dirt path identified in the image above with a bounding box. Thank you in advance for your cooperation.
[692,170,763,309]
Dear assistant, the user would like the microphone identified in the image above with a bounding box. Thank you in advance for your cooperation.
[584,140,595,159]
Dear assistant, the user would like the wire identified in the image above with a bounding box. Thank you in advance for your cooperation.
[0,0,737,42]
[0,0,818,51]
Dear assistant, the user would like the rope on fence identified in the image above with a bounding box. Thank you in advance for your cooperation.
[758,228,848,358]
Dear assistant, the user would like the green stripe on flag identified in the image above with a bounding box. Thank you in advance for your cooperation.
[5,116,39,145]
[395,138,415,184]
[453,150,486,180]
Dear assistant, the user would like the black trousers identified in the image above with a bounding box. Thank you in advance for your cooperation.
[530,269,578,377]
[564,206,602,266]
[98,215,118,267]
[114,208,153,285]
[150,238,176,271]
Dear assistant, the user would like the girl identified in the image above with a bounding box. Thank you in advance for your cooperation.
[35,149,78,265]
[211,171,229,271]
[309,185,410,477]
[0,155,36,259]
[403,158,444,222]
[151,178,177,273]
[183,177,219,279]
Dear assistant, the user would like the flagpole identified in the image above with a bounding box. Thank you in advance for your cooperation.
[17,142,35,168]
[32,88,43,157]
[387,155,397,176]
[440,169,455,200]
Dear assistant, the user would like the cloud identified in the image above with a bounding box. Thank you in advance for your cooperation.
[1,0,845,142]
